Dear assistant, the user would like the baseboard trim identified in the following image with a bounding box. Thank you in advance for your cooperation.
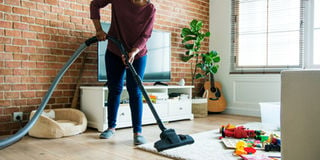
[223,107,261,117]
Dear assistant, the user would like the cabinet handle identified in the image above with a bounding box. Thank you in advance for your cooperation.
[120,113,125,116]
[179,107,183,110]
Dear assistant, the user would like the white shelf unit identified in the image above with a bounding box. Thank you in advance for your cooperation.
[80,85,194,132]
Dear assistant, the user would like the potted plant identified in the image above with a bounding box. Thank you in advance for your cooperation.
[181,19,226,113]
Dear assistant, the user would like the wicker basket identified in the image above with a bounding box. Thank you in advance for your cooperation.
[192,98,208,118]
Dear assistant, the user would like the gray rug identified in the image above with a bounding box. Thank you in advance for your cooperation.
[136,122,281,160]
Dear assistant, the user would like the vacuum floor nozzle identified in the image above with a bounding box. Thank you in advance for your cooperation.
[154,128,194,152]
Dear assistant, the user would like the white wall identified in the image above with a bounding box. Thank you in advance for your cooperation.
[209,0,281,117]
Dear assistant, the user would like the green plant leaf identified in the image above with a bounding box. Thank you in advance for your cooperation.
[184,44,194,50]
[182,36,196,43]
[195,21,203,31]
[195,73,205,79]
[213,56,220,63]
[181,28,194,37]
[190,20,198,32]
[185,50,192,56]
[205,32,211,37]
[211,50,218,56]
[181,55,194,62]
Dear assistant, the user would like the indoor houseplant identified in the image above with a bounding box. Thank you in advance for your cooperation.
[181,19,220,88]
[181,19,226,113]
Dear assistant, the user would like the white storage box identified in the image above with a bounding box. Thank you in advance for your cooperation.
[259,102,280,128]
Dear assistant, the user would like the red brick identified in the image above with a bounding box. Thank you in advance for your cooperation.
[12,7,29,15]
[22,61,36,68]
[29,69,43,76]
[5,61,21,68]
[30,10,44,18]
[11,84,27,91]
[5,76,21,83]
[5,30,21,37]
[4,13,20,21]
[27,98,41,106]
[5,92,20,99]
[0,4,12,12]
[5,45,21,52]
[13,38,27,45]
[0,84,11,90]
[0,20,12,28]
[37,33,51,40]
[28,39,43,46]
[0,37,12,44]
[37,3,50,12]
[12,99,27,106]
[29,24,44,32]
[13,53,28,60]
[45,0,58,5]
[13,69,28,76]
[21,77,36,83]
[21,16,35,23]
[22,46,36,53]
[22,31,36,39]
[21,91,36,98]
[22,1,36,8]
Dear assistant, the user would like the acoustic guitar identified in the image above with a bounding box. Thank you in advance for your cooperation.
[203,74,227,112]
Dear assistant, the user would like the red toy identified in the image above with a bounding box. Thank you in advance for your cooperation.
[220,124,257,139]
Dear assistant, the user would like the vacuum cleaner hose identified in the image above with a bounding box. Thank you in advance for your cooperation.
[0,37,98,150]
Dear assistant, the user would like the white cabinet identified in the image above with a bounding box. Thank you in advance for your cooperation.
[80,86,194,132]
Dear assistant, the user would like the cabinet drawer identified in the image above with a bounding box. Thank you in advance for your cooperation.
[143,103,168,119]
[117,106,131,122]
[168,100,191,116]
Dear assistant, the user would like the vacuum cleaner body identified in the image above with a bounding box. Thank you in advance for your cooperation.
[154,128,194,151]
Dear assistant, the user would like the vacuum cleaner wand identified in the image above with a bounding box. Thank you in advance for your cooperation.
[107,36,195,152]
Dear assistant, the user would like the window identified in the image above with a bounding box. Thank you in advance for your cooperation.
[313,0,320,65]
[232,0,320,73]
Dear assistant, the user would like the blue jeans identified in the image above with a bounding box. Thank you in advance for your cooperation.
[105,50,147,133]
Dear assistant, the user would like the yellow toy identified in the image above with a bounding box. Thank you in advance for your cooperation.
[235,140,247,155]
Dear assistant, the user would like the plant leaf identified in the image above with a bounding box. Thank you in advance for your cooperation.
[205,31,211,37]
[195,20,203,31]
[181,28,194,37]
[213,56,220,63]
[182,36,196,43]
[184,44,194,50]
[181,55,194,62]
[195,73,205,79]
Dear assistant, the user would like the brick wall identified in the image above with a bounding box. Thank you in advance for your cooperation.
[0,0,209,135]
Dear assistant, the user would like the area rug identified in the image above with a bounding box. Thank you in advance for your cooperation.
[136,122,281,160]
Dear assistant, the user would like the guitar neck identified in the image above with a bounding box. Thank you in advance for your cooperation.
[210,73,216,92]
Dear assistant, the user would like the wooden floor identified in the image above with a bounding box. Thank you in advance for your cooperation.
[0,114,260,160]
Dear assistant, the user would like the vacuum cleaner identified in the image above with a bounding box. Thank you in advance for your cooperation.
[0,36,194,152]
[107,36,194,151]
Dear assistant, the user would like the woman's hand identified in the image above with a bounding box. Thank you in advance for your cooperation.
[96,30,107,41]
[122,48,140,65]
[92,19,107,41]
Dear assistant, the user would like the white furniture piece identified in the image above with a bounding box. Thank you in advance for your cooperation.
[281,70,320,160]
[259,102,280,129]
[80,85,194,132]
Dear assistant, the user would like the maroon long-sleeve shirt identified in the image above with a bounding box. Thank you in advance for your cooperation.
[90,0,156,59]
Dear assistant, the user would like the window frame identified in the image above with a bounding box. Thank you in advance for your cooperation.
[230,0,319,74]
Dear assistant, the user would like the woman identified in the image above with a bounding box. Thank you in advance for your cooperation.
[90,0,156,145]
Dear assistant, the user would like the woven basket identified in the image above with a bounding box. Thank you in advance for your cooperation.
[192,98,208,118]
